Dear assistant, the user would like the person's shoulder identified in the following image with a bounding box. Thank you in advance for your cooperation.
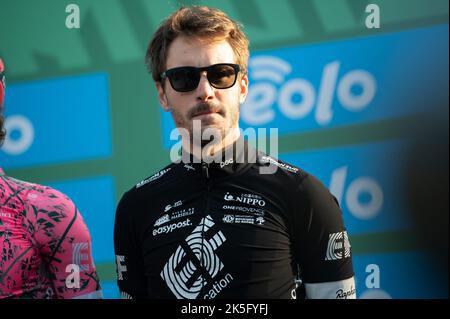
[255,152,309,183]
[5,175,77,216]
[120,162,178,202]
[134,162,176,190]
[259,155,330,196]
[1,174,39,192]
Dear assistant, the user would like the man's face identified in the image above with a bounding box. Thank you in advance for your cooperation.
[156,36,248,144]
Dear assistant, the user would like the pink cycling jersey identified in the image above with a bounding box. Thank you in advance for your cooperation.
[0,168,102,299]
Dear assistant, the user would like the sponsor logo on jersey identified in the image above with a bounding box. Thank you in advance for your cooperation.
[255,216,265,225]
[184,164,195,171]
[223,192,266,207]
[154,214,170,226]
[120,291,133,299]
[28,193,38,199]
[0,212,12,218]
[222,215,235,223]
[203,273,234,299]
[325,231,351,261]
[164,199,183,212]
[154,208,195,227]
[222,214,265,225]
[136,168,171,188]
[260,156,298,173]
[336,286,356,299]
[153,218,192,236]
[72,243,90,271]
[220,159,234,168]
[160,215,233,299]
[222,205,265,216]
[115,255,127,281]
[172,207,195,219]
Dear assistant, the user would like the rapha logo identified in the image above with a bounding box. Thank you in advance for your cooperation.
[160,215,232,299]
[223,192,266,207]
[336,286,356,299]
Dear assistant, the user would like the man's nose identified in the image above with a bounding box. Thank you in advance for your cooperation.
[196,72,214,101]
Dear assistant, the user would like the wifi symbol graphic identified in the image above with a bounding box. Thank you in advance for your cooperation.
[249,56,292,84]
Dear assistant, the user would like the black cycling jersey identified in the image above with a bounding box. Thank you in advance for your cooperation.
[114,139,355,299]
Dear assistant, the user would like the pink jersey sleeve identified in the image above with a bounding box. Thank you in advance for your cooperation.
[25,185,103,299]
[0,171,102,299]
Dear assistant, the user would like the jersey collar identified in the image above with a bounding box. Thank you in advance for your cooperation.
[178,136,257,178]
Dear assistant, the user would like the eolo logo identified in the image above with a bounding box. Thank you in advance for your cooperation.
[241,56,377,126]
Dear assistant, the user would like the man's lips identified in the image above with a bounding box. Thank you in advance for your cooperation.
[192,111,219,117]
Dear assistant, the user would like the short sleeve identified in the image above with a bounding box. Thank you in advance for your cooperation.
[26,187,102,299]
[292,174,356,299]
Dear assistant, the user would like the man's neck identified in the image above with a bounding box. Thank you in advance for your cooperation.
[182,126,241,163]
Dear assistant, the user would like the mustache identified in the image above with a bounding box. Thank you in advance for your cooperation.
[188,102,225,118]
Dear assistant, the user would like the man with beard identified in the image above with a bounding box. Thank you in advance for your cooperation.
[0,58,102,299]
[114,6,355,299]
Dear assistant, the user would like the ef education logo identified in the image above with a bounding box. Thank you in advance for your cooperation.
[160,215,233,299]
[325,231,351,261]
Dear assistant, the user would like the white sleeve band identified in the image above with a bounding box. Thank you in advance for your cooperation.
[305,276,356,299]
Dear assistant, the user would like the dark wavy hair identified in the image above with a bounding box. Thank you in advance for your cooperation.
[0,114,5,146]
[146,6,249,82]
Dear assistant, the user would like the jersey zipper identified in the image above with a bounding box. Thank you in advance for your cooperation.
[200,162,211,296]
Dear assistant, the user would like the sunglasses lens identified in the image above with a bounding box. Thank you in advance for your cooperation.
[208,64,237,88]
[168,67,199,92]
[164,64,239,92]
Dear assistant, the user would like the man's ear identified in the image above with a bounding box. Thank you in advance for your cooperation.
[156,81,171,111]
[239,73,249,104]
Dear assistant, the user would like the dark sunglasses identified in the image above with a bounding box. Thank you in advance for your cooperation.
[161,63,241,92]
